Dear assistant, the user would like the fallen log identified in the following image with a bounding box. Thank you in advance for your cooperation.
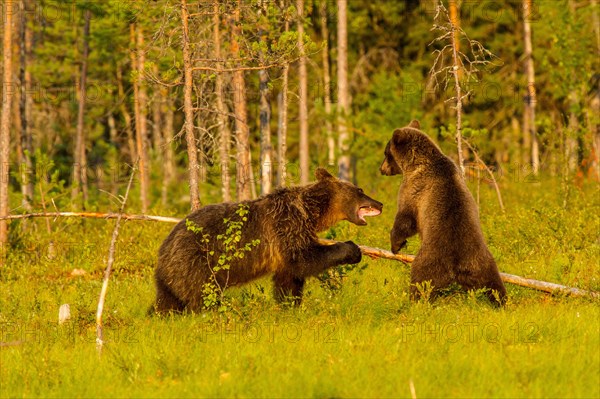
[0,211,180,224]
[318,238,599,299]
[2,211,598,299]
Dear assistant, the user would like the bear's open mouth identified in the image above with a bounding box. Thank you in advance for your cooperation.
[357,206,382,223]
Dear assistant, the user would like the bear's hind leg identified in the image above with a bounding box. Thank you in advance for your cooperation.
[457,273,507,307]
[481,278,507,307]
[154,277,186,314]
[410,262,454,302]
[273,273,305,306]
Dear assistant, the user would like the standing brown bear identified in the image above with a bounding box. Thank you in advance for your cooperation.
[154,168,383,313]
[380,120,506,306]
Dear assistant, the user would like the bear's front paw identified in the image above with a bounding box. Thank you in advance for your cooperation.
[343,241,362,264]
[391,240,407,254]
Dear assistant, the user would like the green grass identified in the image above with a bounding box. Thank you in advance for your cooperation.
[1,177,599,398]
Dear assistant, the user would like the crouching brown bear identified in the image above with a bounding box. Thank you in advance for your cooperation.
[380,120,507,306]
[153,168,383,314]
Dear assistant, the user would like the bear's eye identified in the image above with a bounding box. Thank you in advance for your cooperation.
[357,188,364,194]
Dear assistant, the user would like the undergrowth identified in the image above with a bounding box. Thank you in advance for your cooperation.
[0,176,598,398]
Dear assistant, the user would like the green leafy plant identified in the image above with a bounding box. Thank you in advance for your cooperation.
[186,204,260,314]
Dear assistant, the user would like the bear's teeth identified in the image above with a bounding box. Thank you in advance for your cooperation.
[358,206,381,217]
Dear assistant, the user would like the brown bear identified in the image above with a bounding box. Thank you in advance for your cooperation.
[153,167,383,313]
[380,120,507,306]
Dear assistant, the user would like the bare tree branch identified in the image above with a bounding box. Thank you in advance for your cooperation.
[96,163,137,354]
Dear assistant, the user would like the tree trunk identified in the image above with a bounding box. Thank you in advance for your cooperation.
[593,0,600,56]
[72,9,91,204]
[258,2,272,196]
[566,0,580,174]
[195,112,207,184]
[213,0,231,202]
[320,2,334,166]
[297,0,309,184]
[523,0,539,175]
[448,0,465,176]
[107,113,118,194]
[135,24,150,212]
[130,24,149,211]
[151,67,163,154]
[567,95,579,174]
[117,64,137,163]
[231,0,252,201]
[0,0,14,247]
[337,0,351,181]
[181,0,202,211]
[259,57,272,195]
[277,0,289,188]
[161,88,175,207]
[19,0,33,210]
[448,0,462,77]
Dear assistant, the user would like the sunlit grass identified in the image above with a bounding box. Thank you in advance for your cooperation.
[1,178,599,398]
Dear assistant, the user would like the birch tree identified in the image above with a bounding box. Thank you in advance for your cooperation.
[231,0,252,201]
[18,0,33,210]
[213,0,232,202]
[297,0,309,184]
[337,0,351,181]
[320,1,334,166]
[277,0,290,187]
[259,3,273,195]
[523,0,540,175]
[181,0,201,210]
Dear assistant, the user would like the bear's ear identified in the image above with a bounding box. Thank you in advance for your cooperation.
[315,167,335,181]
[392,129,407,147]
[408,119,420,129]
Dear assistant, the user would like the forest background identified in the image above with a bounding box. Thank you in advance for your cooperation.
[0,1,599,397]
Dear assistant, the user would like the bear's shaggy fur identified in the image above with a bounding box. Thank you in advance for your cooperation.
[380,120,506,305]
[154,168,383,313]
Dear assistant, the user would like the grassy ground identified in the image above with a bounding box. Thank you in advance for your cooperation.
[1,177,599,398]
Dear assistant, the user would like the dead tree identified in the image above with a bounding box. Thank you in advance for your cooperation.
[429,1,498,177]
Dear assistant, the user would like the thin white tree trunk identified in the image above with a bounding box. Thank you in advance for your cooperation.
[181,0,201,210]
[258,3,272,196]
[523,0,539,175]
[448,0,465,176]
[297,0,309,184]
[277,0,289,187]
[231,0,252,201]
[337,0,350,181]
[161,88,175,207]
[320,2,334,166]
[19,0,33,210]
[213,0,231,202]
